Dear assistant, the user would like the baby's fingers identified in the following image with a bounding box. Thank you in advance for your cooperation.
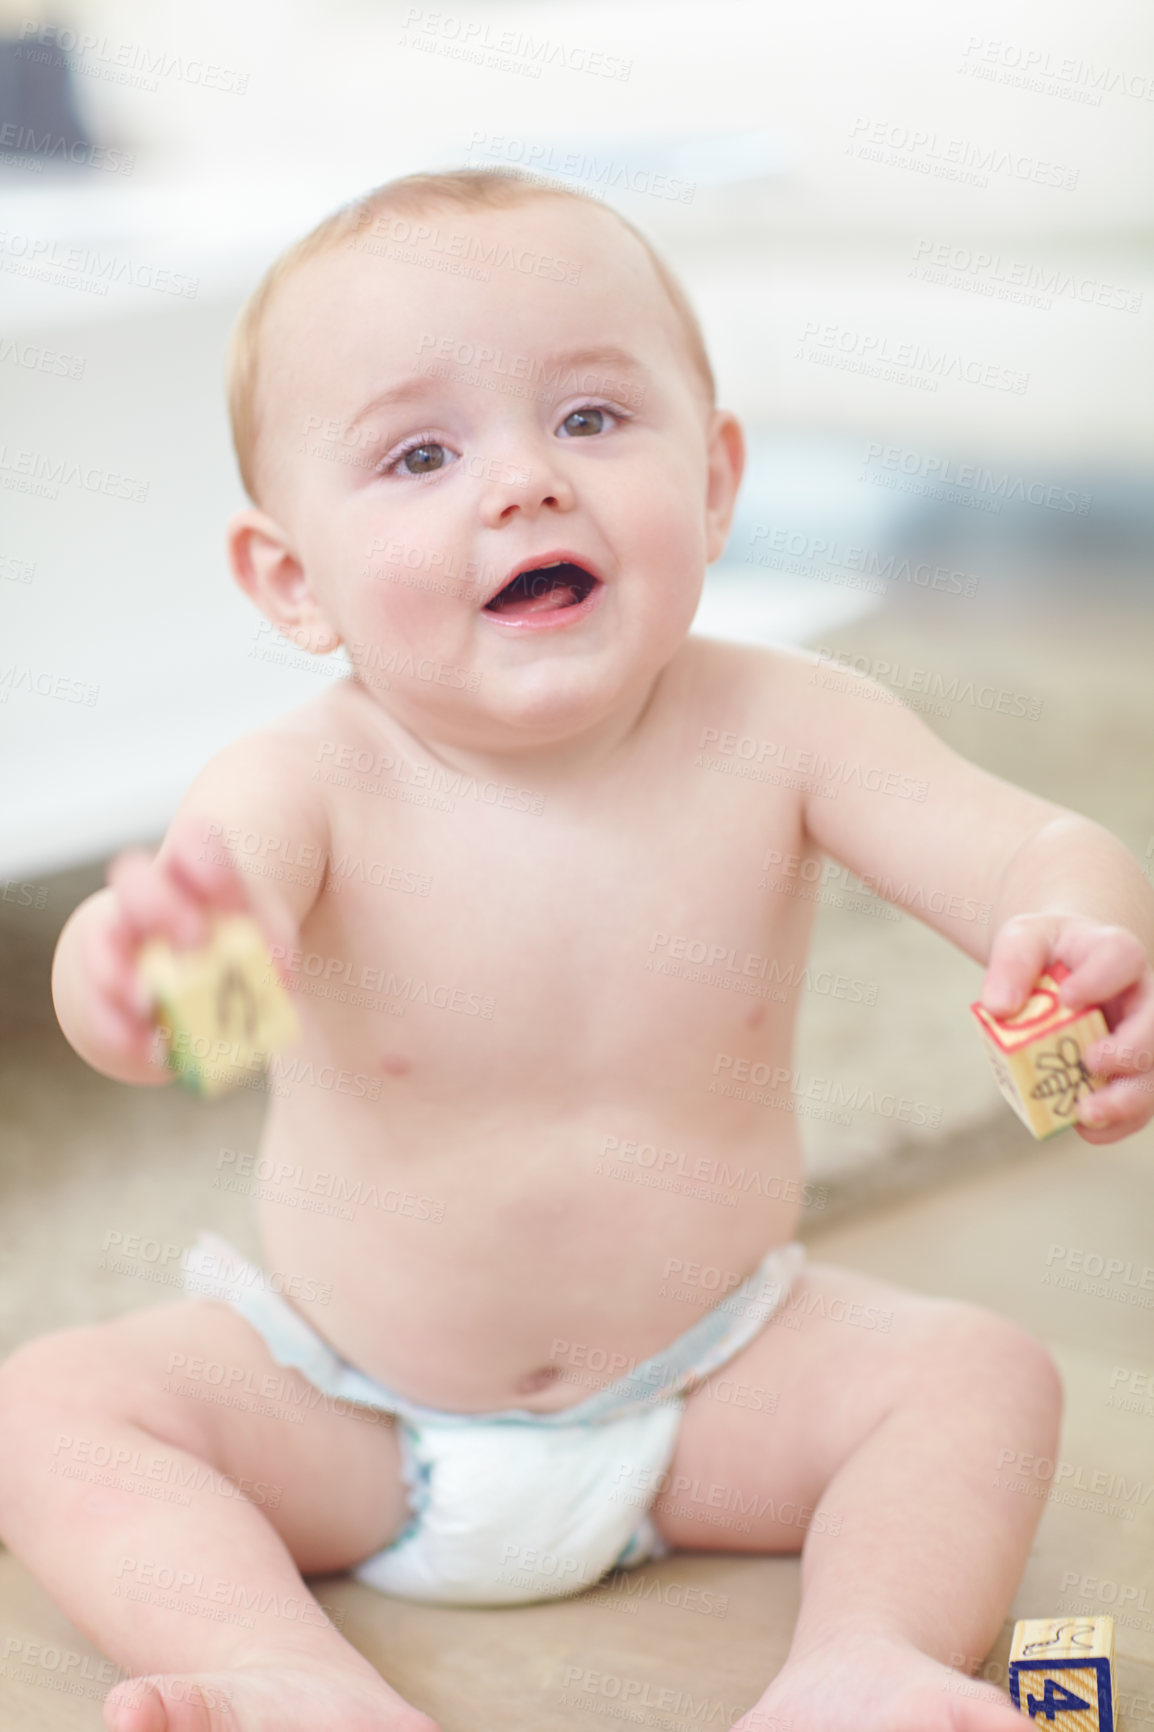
[79,917,165,1059]
[979,916,1057,1016]
[1077,1071,1154,1140]
[159,812,253,914]
[1054,922,1148,1012]
[88,988,165,1063]
[162,812,299,963]
[1085,988,1154,1080]
[106,846,209,951]
[83,909,159,1022]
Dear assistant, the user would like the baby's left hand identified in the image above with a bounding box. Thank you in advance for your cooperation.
[980,912,1154,1143]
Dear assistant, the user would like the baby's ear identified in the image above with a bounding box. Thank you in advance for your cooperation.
[703,410,745,563]
[226,508,342,655]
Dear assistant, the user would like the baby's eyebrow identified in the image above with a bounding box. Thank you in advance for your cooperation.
[346,345,650,432]
[539,343,649,379]
[347,374,448,433]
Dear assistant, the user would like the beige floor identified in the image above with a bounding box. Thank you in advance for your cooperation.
[3,1117,1154,1728]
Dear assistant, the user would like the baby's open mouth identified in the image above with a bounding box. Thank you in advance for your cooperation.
[484,560,599,621]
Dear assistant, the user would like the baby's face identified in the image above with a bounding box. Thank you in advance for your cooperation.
[241,197,742,753]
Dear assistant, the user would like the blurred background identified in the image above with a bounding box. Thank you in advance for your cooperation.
[1,0,1152,1292]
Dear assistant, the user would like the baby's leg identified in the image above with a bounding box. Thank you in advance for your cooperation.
[651,1262,1062,1732]
[0,1299,438,1732]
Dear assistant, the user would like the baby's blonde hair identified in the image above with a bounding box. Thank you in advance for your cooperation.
[226,167,717,504]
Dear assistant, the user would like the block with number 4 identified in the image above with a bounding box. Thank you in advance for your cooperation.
[970,962,1109,1139]
[137,912,300,1099]
[1009,1616,1114,1729]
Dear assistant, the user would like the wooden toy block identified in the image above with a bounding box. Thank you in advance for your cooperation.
[137,912,300,1099]
[1009,1616,1114,1729]
[971,962,1109,1139]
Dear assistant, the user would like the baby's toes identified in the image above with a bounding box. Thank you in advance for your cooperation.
[103,1671,227,1732]
[104,1665,442,1732]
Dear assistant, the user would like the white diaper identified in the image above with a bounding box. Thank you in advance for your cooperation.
[358,1405,683,1604]
[184,1230,803,1605]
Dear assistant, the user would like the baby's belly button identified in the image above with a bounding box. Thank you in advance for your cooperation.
[515,1364,561,1395]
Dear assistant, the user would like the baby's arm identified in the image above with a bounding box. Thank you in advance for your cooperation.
[51,729,328,1086]
[786,649,1154,1139]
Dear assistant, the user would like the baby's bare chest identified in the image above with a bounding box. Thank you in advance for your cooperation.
[292,739,816,1093]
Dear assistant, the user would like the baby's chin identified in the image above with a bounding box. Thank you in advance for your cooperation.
[482,633,688,739]
[401,646,653,752]
[469,664,634,739]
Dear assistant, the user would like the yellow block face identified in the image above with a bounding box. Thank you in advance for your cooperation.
[1005,1012,1108,1138]
[137,914,300,1098]
[972,974,1108,1140]
[1009,1617,1114,1730]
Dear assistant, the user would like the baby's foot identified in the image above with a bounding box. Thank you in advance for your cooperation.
[738,1633,1025,1732]
[103,1652,441,1732]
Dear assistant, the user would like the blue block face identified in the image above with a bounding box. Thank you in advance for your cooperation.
[1009,1657,1112,1730]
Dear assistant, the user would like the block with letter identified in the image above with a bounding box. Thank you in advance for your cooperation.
[1009,1616,1114,1728]
[970,962,1109,1139]
[137,912,300,1098]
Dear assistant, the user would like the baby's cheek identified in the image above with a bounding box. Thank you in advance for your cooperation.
[646,495,709,576]
[351,575,434,643]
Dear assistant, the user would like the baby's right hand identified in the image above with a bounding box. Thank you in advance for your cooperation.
[83,812,263,1065]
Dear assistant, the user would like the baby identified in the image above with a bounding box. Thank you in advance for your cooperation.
[5,167,1153,1732]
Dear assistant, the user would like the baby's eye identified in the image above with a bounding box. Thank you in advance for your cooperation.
[559,407,610,438]
[399,442,447,475]
[377,433,457,479]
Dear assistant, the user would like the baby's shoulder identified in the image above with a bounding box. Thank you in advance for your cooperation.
[184,677,364,826]
[660,634,830,736]
[200,679,341,771]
